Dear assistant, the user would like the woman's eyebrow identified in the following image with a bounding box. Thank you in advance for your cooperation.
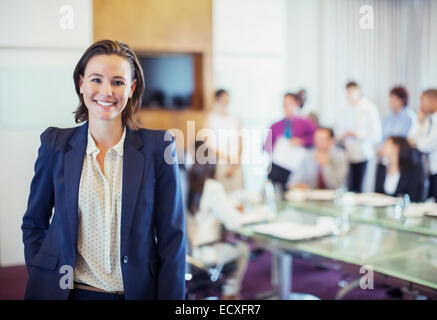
[88,73,103,78]
[87,73,127,80]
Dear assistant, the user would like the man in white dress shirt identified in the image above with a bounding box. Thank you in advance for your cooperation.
[409,89,437,201]
[335,81,382,192]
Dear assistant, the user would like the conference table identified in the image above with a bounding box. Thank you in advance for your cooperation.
[288,198,437,237]
[235,197,437,300]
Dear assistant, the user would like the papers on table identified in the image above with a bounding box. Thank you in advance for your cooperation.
[252,217,335,241]
[335,192,399,207]
[238,205,274,225]
[285,189,337,202]
[403,202,437,217]
[272,137,307,172]
[352,193,400,207]
[230,190,264,206]
[306,189,337,201]
[239,212,271,225]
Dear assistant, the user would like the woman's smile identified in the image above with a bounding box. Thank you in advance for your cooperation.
[94,99,117,110]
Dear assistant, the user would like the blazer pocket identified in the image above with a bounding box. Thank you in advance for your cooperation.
[149,259,159,277]
[30,252,59,270]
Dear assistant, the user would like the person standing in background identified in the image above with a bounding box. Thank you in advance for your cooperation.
[264,93,317,192]
[336,81,382,193]
[382,86,417,141]
[409,89,437,201]
[296,88,320,126]
[295,89,307,114]
[204,89,244,194]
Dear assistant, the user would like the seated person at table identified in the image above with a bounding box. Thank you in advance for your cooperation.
[375,136,425,202]
[287,127,348,190]
[186,141,250,299]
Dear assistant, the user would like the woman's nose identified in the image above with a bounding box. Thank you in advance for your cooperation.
[101,82,113,96]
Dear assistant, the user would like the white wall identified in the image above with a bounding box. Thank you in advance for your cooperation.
[0,0,92,266]
[213,0,287,192]
[284,0,321,115]
[214,0,437,196]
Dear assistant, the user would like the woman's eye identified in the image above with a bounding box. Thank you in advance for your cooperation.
[113,81,125,86]
[91,78,101,83]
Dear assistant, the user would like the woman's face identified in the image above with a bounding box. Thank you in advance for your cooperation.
[217,92,230,108]
[381,138,398,159]
[79,54,137,124]
[346,87,361,106]
[389,94,403,112]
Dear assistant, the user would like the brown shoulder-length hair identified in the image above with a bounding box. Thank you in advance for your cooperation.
[390,86,409,107]
[73,39,145,129]
[187,141,216,215]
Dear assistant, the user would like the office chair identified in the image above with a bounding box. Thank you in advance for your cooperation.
[185,241,238,300]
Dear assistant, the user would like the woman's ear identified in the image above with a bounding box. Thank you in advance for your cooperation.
[129,78,137,99]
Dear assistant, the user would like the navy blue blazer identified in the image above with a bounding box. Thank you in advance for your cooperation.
[21,122,186,300]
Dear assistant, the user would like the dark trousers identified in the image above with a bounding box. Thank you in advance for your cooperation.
[68,288,125,300]
[268,163,292,193]
[348,161,368,193]
[429,173,437,201]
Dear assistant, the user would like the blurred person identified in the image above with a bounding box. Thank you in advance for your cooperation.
[204,89,243,194]
[382,86,417,141]
[296,88,320,125]
[336,81,382,192]
[296,89,307,110]
[375,136,425,202]
[264,93,317,191]
[287,127,348,190]
[186,141,250,300]
[21,40,185,300]
[409,89,437,201]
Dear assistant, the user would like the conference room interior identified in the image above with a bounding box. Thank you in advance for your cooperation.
[1,0,437,300]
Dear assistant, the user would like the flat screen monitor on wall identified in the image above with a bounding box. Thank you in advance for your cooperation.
[138,54,194,110]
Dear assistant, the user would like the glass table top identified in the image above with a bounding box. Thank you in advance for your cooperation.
[283,199,437,237]
[238,208,437,290]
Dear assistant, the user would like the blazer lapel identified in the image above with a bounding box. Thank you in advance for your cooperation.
[64,122,88,254]
[121,128,145,252]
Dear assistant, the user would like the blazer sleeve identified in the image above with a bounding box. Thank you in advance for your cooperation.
[21,127,57,272]
[154,131,186,299]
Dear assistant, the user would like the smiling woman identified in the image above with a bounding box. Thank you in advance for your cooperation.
[73,40,144,130]
[21,40,186,300]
